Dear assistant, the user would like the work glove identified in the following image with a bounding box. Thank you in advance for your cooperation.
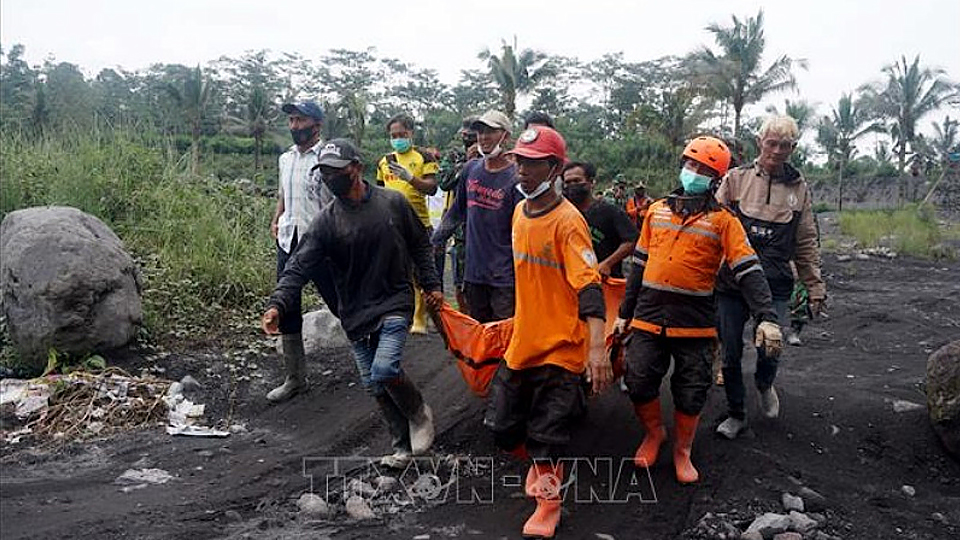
[613,317,628,335]
[387,162,414,182]
[754,320,783,358]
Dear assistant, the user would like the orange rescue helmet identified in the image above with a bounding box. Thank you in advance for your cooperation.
[682,136,732,177]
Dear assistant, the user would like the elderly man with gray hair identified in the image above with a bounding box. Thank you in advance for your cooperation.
[713,115,826,439]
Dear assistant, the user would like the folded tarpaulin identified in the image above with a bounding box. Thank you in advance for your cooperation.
[433,278,627,397]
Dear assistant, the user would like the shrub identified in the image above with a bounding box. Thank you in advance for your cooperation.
[839,205,948,258]
[1,130,275,341]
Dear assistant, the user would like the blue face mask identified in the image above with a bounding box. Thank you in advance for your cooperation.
[679,168,713,194]
[390,138,412,153]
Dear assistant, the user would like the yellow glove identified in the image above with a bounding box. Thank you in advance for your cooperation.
[754,320,783,358]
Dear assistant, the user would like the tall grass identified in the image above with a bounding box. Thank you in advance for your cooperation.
[838,205,949,258]
[0,128,275,339]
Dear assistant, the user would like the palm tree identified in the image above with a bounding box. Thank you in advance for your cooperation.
[224,85,276,179]
[689,10,807,145]
[164,65,214,174]
[931,116,958,164]
[478,38,555,120]
[816,94,880,211]
[860,55,959,176]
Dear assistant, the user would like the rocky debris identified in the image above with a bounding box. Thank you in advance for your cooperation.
[347,478,376,498]
[891,399,925,413]
[782,492,804,512]
[772,533,802,540]
[692,511,741,539]
[744,512,791,538]
[297,493,333,518]
[277,308,349,355]
[926,340,960,457]
[115,468,173,492]
[344,495,376,520]
[901,484,916,497]
[797,486,829,512]
[373,476,399,493]
[224,510,242,522]
[2,371,170,445]
[788,511,818,533]
[0,206,142,372]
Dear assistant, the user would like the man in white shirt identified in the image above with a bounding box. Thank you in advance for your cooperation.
[267,101,339,402]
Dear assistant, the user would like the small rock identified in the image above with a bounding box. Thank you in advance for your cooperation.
[740,532,763,540]
[809,512,826,522]
[931,512,948,524]
[892,399,924,413]
[344,495,376,520]
[180,375,202,392]
[788,511,818,533]
[798,486,828,511]
[782,492,804,512]
[595,534,616,540]
[347,479,376,497]
[854,253,869,260]
[413,535,431,540]
[901,484,916,497]
[373,476,398,492]
[224,510,242,522]
[745,512,791,538]
[196,450,214,458]
[836,254,852,262]
[773,533,802,540]
[297,493,331,517]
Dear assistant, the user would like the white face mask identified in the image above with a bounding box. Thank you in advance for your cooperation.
[515,166,560,200]
[478,132,507,158]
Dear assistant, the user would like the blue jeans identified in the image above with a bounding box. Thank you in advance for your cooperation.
[350,316,409,396]
[717,293,789,420]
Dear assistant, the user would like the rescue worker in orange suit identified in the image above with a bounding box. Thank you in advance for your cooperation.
[614,136,782,484]
[624,180,654,231]
[490,125,613,538]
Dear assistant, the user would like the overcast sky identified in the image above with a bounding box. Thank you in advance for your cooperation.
[2,0,958,137]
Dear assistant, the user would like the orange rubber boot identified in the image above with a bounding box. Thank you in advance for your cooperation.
[633,399,667,468]
[522,462,563,539]
[673,411,701,484]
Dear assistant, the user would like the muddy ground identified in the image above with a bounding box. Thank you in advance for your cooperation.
[2,218,959,540]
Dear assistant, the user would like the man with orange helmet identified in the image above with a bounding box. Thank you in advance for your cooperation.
[614,136,782,484]
[490,125,613,538]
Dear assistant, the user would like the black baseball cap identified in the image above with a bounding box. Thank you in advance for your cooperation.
[316,139,362,168]
[281,101,324,121]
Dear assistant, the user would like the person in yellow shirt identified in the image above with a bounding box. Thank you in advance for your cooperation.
[490,125,613,539]
[377,114,439,334]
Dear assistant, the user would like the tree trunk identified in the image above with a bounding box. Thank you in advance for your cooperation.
[254,133,262,181]
[191,121,201,176]
[838,160,844,212]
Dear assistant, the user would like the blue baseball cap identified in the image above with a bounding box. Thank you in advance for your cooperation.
[281,101,324,121]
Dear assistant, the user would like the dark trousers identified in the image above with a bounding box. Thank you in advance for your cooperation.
[463,282,515,323]
[488,363,586,460]
[276,232,340,335]
[623,330,713,415]
[716,292,789,420]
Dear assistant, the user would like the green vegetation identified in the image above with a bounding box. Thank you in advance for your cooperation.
[0,129,274,340]
[839,205,952,258]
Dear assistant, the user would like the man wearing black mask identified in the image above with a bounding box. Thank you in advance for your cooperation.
[263,139,443,468]
[562,161,638,279]
[267,101,339,403]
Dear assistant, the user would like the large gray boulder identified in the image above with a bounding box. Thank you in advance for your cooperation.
[277,307,348,355]
[927,340,960,458]
[1,206,142,371]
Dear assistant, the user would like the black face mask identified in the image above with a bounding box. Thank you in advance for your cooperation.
[322,170,354,199]
[563,183,591,204]
[290,126,316,146]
